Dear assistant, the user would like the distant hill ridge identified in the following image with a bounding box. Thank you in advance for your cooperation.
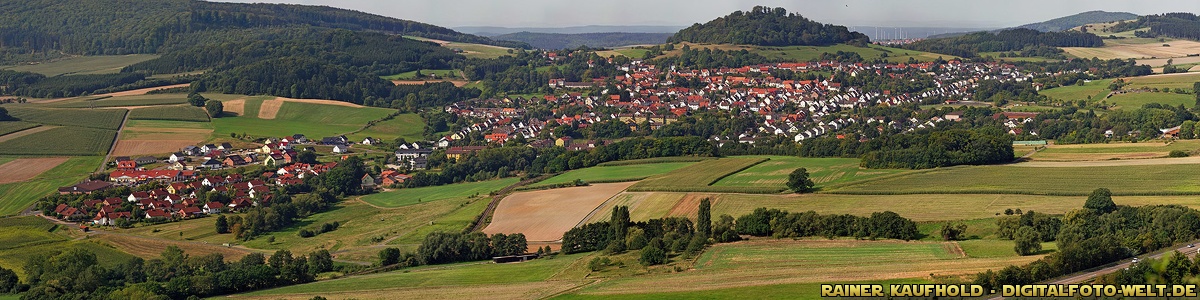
[667,6,870,46]
[492,32,672,50]
[929,10,1138,38]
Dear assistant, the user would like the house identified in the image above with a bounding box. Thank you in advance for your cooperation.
[219,143,234,150]
[445,146,487,160]
[290,134,308,143]
[361,137,380,145]
[181,146,201,156]
[395,148,433,160]
[57,180,114,195]
[555,136,573,147]
[127,191,151,202]
[224,155,247,167]
[201,158,224,170]
[135,156,158,165]
[169,153,186,163]
[203,202,225,214]
[332,145,349,154]
[409,157,428,170]
[201,144,218,154]
[145,209,172,219]
[1162,126,1182,139]
[116,158,137,170]
[361,174,377,190]
[321,136,348,145]
[944,112,964,122]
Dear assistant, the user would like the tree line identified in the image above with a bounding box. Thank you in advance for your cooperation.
[902,28,1103,58]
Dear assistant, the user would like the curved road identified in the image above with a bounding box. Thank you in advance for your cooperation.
[986,240,1200,299]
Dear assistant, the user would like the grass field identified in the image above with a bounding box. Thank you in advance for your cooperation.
[344,113,424,142]
[628,157,773,192]
[4,106,125,130]
[0,156,101,216]
[711,156,905,190]
[212,101,394,139]
[978,52,1062,62]
[237,253,588,298]
[1,54,159,76]
[405,36,514,59]
[361,178,519,208]
[1028,140,1200,161]
[586,192,687,223]
[0,239,134,279]
[0,126,116,156]
[0,121,38,136]
[1039,79,1113,101]
[595,47,651,58]
[826,164,1200,195]
[0,216,68,251]
[556,279,927,300]
[1105,92,1195,109]
[532,162,697,187]
[1123,73,1200,90]
[381,69,458,80]
[127,105,210,122]
[957,240,1058,258]
[51,94,189,108]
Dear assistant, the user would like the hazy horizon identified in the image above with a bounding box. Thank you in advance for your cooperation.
[214,0,1199,28]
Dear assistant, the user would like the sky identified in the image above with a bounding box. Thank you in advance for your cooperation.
[215,0,1200,28]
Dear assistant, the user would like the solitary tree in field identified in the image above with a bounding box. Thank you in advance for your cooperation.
[787,168,816,193]
[205,100,224,118]
[940,222,967,241]
[1084,188,1116,213]
[215,215,229,234]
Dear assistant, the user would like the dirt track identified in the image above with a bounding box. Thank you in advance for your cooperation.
[1015,156,1200,167]
[0,157,69,184]
[483,182,634,242]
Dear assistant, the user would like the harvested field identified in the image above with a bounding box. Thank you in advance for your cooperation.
[223,99,246,116]
[111,140,195,157]
[258,98,283,119]
[95,83,191,97]
[1064,39,1200,61]
[585,192,688,223]
[484,182,634,242]
[0,125,56,143]
[1016,156,1200,167]
[94,233,253,261]
[0,157,69,184]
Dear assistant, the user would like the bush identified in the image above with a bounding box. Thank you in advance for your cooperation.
[298,229,315,238]
[1169,150,1190,157]
[639,245,667,266]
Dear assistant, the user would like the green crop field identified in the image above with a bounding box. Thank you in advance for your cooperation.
[238,253,587,297]
[533,162,698,187]
[1124,73,1200,90]
[1,54,159,76]
[1039,79,1113,101]
[381,69,458,80]
[0,121,38,136]
[128,105,210,122]
[586,192,687,223]
[0,216,68,251]
[0,126,116,156]
[4,107,126,130]
[345,113,424,142]
[628,157,772,192]
[52,94,189,108]
[1105,92,1195,108]
[826,164,1200,196]
[0,156,102,216]
[712,156,906,190]
[702,193,1200,222]
[212,101,394,139]
[361,178,519,208]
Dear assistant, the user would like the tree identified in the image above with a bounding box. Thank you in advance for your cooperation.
[1084,188,1116,213]
[940,222,967,241]
[205,100,224,118]
[214,215,229,234]
[697,198,712,237]
[1013,226,1043,256]
[308,250,334,274]
[297,151,318,164]
[639,243,667,266]
[1194,82,1200,107]
[787,168,816,193]
[0,107,11,121]
[379,248,401,266]
[187,92,207,107]
[0,266,20,294]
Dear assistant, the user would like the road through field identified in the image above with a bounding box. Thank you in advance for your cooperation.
[986,239,1200,300]
[1014,156,1200,167]
[99,110,130,172]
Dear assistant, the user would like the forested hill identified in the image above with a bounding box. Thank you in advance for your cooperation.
[1110,13,1200,40]
[1016,11,1138,32]
[0,0,526,59]
[900,28,1103,58]
[492,32,672,50]
[666,6,870,46]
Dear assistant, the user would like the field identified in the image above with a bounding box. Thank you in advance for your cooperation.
[1121,72,1200,90]
[0,239,133,280]
[1,54,159,76]
[627,157,776,193]
[91,233,253,261]
[360,178,519,208]
[664,43,954,63]
[711,156,905,190]
[1063,39,1200,61]
[565,240,1040,297]
[0,156,101,216]
[345,113,425,142]
[585,192,688,223]
[0,121,38,136]
[405,36,514,59]
[1028,140,1200,161]
[212,100,395,139]
[1038,79,1113,101]
[51,94,189,108]
[234,253,590,299]
[381,69,459,80]
[531,161,698,187]
[595,47,651,58]
[4,106,126,130]
[127,105,211,122]
[826,164,1200,196]
[484,182,635,242]
[1105,92,1195,109]
[0,126,117,156]
[0,157,69,184]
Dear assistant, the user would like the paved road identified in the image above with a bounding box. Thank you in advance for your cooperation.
[986,241,1200,299]
[98,109,131,172]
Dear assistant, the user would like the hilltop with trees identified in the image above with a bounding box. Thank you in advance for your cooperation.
[667,6,870,47]
[901,28,1104,58]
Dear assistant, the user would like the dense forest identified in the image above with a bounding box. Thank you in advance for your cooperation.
[491,32,672,50]
[902,28,1104,58]
[0,0,523,62]
[1015,11,1138,32]
[1110,13,1200,40]
[667,6,870,46]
